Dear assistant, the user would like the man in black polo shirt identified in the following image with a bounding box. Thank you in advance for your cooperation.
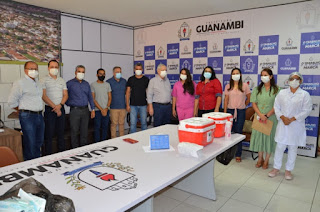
[126,63,149,133]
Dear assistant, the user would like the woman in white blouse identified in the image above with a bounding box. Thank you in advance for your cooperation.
[268,72,312,180]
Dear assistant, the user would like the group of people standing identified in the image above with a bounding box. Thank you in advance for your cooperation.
[8,60,312,180]
[171,66,312,180]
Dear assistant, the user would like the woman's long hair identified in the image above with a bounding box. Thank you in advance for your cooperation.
[181,68,195,95]
[200,66,216,81]
[257,68,279,96]
[228,68,243,92]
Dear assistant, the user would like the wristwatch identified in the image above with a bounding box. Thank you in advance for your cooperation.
[107,106,110,110]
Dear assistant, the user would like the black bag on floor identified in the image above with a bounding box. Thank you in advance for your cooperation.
[216,144,237,165]
[0,177,75,212]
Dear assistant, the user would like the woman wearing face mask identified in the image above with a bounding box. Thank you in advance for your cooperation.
[249,68,280,169]
[224,68,251,162]
[172,68,197,121]
[268,72,312,180]
[195,66,222,117]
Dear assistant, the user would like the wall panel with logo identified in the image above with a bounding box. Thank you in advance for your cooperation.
[133,1,320,157]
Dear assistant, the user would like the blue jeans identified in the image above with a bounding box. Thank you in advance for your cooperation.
[130,105,147,133]
[44,106,66,155]
[94,110,110,142]
[19,111,44,160]
[227,108,246,157]
[153,103,171,127]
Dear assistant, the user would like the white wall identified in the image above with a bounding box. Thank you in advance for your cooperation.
[61,15,134,84]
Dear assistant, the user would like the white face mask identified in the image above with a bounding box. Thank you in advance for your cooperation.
[135,69,142,76]
[261,76,270,83]
[160,70,167,78]
[288,79,300,89]
[180,74,187,81]
[28,69,38,78]
[49,68,59,76]
[76,72,85,80]
[231,74,240,81]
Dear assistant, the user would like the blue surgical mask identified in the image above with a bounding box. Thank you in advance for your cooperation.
[204,72,212,79]
[115,73,121,79]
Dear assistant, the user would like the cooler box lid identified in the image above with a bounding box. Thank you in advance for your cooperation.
[202,112,233,120]
[179,117,215,129]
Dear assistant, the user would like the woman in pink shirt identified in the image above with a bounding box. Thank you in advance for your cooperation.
[224,68,251,162]
[172,68,197,121]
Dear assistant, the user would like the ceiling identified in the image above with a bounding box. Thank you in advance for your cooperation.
[15,0,311,27]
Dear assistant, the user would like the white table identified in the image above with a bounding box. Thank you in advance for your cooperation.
[0,124,245,212]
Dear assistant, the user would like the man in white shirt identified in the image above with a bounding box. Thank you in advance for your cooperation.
[8,61,44,160]
[41,60,68,155]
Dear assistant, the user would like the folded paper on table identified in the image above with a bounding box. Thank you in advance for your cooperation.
[177,142,203,158]
[252,114,273,136]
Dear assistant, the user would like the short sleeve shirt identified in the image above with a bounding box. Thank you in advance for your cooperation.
[126,76,149,106]
[90,81,112,110]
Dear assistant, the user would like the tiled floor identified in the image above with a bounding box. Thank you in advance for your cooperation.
[153,151,320,212]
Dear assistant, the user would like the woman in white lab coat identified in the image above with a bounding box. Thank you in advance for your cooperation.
[268,72,312,180]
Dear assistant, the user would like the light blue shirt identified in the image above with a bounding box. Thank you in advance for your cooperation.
[8,75,43,111]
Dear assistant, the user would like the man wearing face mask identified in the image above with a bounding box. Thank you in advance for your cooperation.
[66,65,95,148]
[269,72,312,180]
[126,63,149,133]
[147,64,172,127]
[91,68,112,142]
[8,61,44,160]
[107,66,127,138]
[40,60,68,155]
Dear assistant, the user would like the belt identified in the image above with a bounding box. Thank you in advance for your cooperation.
[19,110,42,114]
[153,102,170,105]
[70,106,88,109]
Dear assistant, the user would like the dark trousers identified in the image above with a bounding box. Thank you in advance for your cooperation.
[43,105,65,155]
[227,108,246,157]
[19,111,44,160]
[153,103,171,127]
[70,107,89,148]
[198,109,215,117]
[94,110,110,142]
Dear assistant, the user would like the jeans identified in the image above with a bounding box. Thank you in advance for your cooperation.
[110,109,126,138]
[130,105,147,133]
[70,107,89,148]
[227,108,246,157]
[153,103,171,127]
[19,111,44,160]
[44,106,66,155]
[94,110,110,142]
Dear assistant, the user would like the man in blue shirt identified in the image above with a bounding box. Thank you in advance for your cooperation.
[107,66,127,138]
[66,65,95,148]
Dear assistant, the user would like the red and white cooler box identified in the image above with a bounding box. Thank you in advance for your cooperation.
[178,117,216,146]
[202,112,233,138]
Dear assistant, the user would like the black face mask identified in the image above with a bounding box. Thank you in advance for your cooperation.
[98,76,105,81]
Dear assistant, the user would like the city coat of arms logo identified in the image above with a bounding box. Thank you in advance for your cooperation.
[64,161,137,191]
[178,22,191,41]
